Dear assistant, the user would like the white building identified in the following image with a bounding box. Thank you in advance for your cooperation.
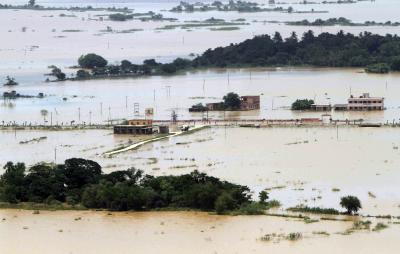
[347,93,384,111]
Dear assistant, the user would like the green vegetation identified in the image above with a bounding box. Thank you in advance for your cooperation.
[48,66,66,81]
[340,196,362,215]
[170,1,289,13]
[3,76,18,86]
[373,222,388,231]
[286,17,400,27]
[192,31,400,71]
[78,54,108,69]
[109,13,133,21]
[287,206,340,215]
[291,99,314,110]
[0,158,253,213]
[58,31,400,82]
[0,2,132,13]
[365,63,390,74]
[223,92,241,110]
[286,232,302,241]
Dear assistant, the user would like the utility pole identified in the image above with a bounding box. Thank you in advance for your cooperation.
[336,125,339,140]
[125,96,128,109]
[108,106,111,123]
[54,147,57,164]
[89,111,92,125]
[78,107,81,122]
[100,102,103,115]
[50,112,53,126]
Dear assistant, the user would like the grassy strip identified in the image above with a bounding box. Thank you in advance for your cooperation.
[287,206,340,215]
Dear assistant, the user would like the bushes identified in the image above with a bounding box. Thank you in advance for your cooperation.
[287,206,340,215]
[109,13,133,21]
[365,63,390,73]
[291,99,314,110]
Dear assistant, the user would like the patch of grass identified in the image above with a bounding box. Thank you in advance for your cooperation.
[312,231,330,236]
[209,26,240,31]
[288,206,340,215]
[304,217,319,224]
[286,232,302,241]
[373,223,388,231]
[332,188,340,192]
[352,220,372,230]
[62,29,84,32]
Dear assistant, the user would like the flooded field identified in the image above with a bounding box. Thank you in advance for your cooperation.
[1,67,400,124]
[2,126,400,216]
[0,209,399,254]
[1,0,400,253]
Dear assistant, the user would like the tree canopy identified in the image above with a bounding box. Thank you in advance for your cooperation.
[0,158,252,212]
[291,99,314,110]
[78,53,108,69]
[340,195,362,214]
[223,92,241,110]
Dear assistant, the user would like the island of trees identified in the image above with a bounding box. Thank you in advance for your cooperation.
[50,30,400,82]
[0,158,258,214]
[170,1,289,13]
[0,158,364,216]
[0,0,132,13]
[286,17,400,27]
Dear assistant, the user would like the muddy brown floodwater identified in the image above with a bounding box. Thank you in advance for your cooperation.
[0,210,399,254]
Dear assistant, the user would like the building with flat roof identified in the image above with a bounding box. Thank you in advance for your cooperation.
[310,104,332,111]
[240,96,260,110]
[205,95,260,111]
[127,119,153,126]
[347,93,384,111]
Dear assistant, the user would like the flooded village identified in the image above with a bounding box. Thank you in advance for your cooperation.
[1,0,400,254]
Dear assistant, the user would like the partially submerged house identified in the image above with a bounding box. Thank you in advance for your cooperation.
[347,93,384,111]
[310,104,332,111]
[240,96,260,110]
[333,93,384,111]
[205,95,260,111]
[114,119,169,135]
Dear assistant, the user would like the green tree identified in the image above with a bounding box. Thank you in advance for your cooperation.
[0,162,26,203]
[161,63,177,74]
[78,54,108,69]
[3,76,18,86]
[76,69,90,78]
[291,99,314,110]
[215,192,236,214]
[120,60,132,70]
[28,0,35,7]
[340,196,362,214]
[390,57,400,71]
[223,92,241,110]
[259,190,269,204]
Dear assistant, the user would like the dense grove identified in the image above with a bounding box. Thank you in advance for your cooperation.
[192,31,400,70]
[68,31,400,81]
[0,158,252,213]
